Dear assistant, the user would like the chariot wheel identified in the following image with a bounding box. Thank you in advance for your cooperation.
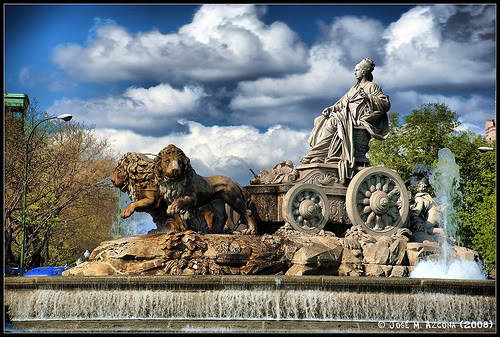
[346,166,409,236]
[282,184,330,234]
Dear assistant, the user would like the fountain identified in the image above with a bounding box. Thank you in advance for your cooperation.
[4,145,496,332]
[410,148,487,280]
[4,275,496,333]
[5,58,495,332]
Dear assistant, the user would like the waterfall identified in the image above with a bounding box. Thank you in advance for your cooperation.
[5,284,495,322]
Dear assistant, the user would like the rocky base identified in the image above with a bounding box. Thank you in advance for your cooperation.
[64,224,481,277]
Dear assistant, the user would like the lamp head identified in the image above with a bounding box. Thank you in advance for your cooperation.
[478,146,494,152]
[57,114,73,122]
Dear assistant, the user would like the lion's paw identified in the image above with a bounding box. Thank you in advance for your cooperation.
[121,207,133,219]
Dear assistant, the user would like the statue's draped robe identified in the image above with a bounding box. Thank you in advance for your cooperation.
[303,81,390,181]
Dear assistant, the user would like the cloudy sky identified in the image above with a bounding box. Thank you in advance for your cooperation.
[5,4,496,186]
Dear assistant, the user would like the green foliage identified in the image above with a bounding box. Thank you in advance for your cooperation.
[470,193,496,269]
[369,103,460,182]
[368,112,414,180]
[4,99,117,270]
[368,103,496,272]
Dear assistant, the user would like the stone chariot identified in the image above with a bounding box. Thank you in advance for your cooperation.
[246,127,410,236]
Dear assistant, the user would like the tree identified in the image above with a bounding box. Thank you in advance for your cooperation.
[368,103,496,272]
[449,134,496,270]
[369,103,460,182]
[4,100,119,269]
[367,112,413,179]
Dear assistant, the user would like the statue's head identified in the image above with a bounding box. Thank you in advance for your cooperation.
[155,144,191,181]
[356,58,375,81]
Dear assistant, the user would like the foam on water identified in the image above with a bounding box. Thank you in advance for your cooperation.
[410,148,487,280]
[410,258,486,280]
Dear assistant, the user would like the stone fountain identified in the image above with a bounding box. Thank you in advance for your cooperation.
[5,57,495,333]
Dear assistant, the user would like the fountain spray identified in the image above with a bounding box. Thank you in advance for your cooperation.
[428,148,461,264]
[410,148,486,280]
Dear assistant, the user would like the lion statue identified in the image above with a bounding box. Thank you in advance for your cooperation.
[154,144,258,235]
[111,152,226,234]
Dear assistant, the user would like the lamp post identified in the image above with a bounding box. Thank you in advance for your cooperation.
[19,114,72,275]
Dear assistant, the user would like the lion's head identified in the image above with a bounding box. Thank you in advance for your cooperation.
[154,144,192,181]
[111,152,157,195]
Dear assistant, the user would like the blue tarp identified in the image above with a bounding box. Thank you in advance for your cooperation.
[23,266,70,277]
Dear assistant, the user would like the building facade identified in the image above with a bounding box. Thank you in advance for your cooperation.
[485,119,495,143]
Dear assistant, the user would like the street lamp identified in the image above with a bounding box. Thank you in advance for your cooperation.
[19,114,72,275]
[478,146,494,152]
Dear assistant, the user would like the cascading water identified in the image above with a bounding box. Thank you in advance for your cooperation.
[5,280,495,324]
[410,148,487,280]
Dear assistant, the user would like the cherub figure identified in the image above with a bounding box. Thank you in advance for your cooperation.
[406,164,442,239]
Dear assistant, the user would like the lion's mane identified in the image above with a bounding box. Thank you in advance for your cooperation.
[116,152,157,201]
[154,145,196,203]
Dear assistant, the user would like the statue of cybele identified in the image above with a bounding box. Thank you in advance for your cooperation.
[301,58,390,182]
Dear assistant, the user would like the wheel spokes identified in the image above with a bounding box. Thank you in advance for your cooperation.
[290,189,326,229]
[356,173,404,231]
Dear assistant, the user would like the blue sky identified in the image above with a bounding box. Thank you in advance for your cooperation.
[5,4,496,187]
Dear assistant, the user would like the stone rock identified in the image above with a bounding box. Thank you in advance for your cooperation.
[362,240,390,265]
[285,264,316,276]
[311,236,342,250]
[390,266,408,277]
[63,261,116,276]
[291,243,343,266]
[405,241,440,266]
[337,263,363,276]
[62,224,484,278]
[341,248,362,264]
[65,231,287,276]
[452,246,479,261]
[387,238,408,265]
[381,265,393,276]
[241,260,286,275]
[365,264,386,277]
[406,250,420,266]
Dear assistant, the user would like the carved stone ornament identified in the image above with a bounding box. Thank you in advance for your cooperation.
[250,160,299,185]
[346,166,409,236]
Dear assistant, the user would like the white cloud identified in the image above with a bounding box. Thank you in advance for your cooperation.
[384,6,440,55]
[96,121,310,186]
[124,84,206,114]
[48,4,494,163]
[321,15,386,65]
[47,83,209,135]
[377,5,494,89]
[52,4,308,84]
[227,5,494,133]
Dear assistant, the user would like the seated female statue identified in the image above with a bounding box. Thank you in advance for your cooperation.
[301,57,390,182]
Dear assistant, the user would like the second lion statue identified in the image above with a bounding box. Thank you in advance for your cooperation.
[111,152,226,234]
[154,144,258,235]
